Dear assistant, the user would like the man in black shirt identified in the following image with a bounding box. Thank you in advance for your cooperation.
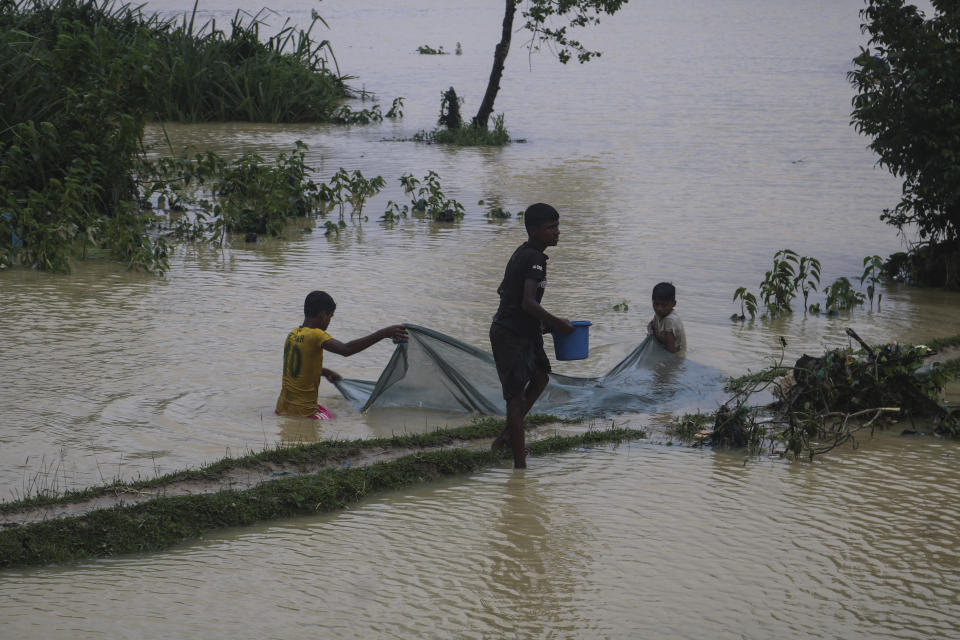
[489,203,574,468]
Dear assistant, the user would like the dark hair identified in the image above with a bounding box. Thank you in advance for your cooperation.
[304,290,336,317]
[652,282,676,301]
[524,202,559,233]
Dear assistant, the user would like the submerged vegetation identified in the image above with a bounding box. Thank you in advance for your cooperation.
[0,0,392,274]
[0,418,643,568]
[672,329,960,461]
[146,146,474,239]
[382,171,466,222]
[732,249,886,321]
[413,87,512,146]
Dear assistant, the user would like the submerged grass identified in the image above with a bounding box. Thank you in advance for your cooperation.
[926,331,960,353]
[413,114,512,146]
[0,422,643,568]
[0,414,571,513]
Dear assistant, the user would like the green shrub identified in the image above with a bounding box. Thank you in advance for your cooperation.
[414,114,511,146]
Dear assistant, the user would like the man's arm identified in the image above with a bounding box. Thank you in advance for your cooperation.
[323,325,408,357]
[520,279,574,335]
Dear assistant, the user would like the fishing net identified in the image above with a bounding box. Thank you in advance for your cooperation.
[335,325,726,418]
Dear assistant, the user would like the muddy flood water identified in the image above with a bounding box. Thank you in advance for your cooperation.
[2,0,960,637]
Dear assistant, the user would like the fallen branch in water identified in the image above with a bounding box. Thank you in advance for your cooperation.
[674,329,959,460]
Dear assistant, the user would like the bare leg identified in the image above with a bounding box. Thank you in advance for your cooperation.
[492,370,549,451]
[505,394,527,468]
[501,370,550,468]
[522,370,549,415]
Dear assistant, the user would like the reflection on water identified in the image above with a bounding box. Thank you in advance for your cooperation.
[2,435,958,638]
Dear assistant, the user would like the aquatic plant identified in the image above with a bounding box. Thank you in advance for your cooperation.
[321,168,386,220]
[144,141,326,240]
[733,250,879,320]
[731,287,758,321]
[385,97,405,119]
[329,103,386,125]
[860,255,884,309]
[822,277,865,314]
[416,44,446,54]
[414,114,511,146]
[0,0,165,273]
[382,171,465,222]
[479,199,513,221]
[759,249,802,315]
[794,255,822,311]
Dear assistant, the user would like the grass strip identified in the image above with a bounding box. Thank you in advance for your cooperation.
[0,426,643,568]
[926,332,960,353]
[0,415,571,513]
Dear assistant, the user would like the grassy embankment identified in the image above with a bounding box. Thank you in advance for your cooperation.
[0,417,644,569]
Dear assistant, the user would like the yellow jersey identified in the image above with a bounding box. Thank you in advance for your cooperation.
[275,326,333,416]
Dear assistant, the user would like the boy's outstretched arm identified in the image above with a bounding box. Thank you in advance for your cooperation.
[520,279,574,335]
[322,325,408,357]
[660,331,679,353]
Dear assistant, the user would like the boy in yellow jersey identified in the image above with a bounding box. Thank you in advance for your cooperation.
[275,290,408,418]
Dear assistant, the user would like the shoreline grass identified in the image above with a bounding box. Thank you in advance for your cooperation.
[0,422,644,568]
[0,415,574,513]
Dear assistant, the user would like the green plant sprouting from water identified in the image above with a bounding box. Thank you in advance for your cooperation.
[733,249,882,321]
[860,254,884,309]
[413,114,511,146]
[385,97,405,119]
[382,171,465,222]
[794,254,822,310]
[321,168,386,221]
[758,249,803,315]
[822,276,866,314]
[144,141,325,242]
[732,287,759,321]
[416,44,446,55]
[478,199,513,221]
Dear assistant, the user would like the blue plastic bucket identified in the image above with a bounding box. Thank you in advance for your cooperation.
[553,321,592,360]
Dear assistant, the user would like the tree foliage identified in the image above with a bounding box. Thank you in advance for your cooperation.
[0,0,357,273]
[849,0,960,248]
[473,0,628,129]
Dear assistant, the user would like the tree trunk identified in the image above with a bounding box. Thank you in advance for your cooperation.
[473,0,516,129]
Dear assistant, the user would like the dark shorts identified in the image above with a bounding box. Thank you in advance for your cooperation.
[489,323,551,401]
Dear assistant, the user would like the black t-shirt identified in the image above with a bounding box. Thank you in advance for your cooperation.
[492,241,547,337]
